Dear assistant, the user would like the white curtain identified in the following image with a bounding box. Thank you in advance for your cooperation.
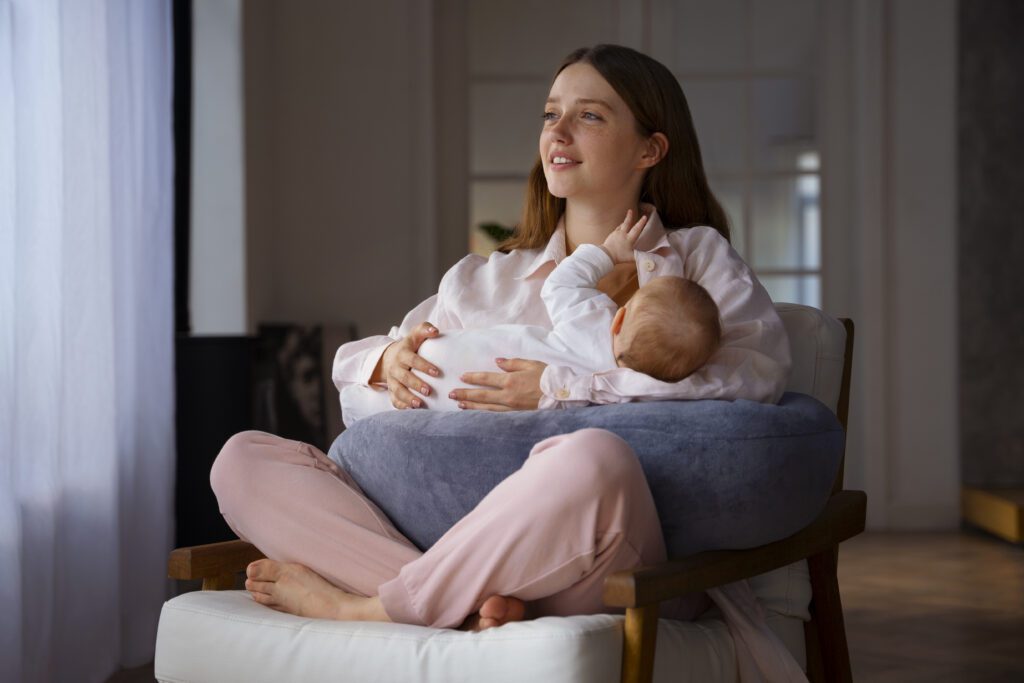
[0,1,175,680]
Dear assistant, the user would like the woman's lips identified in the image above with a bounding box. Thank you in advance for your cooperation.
[549,160,581,171]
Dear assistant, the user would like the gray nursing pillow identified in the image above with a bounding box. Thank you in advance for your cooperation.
[329,393,844,557]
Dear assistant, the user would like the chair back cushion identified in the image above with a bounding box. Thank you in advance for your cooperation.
[775,303,847,413]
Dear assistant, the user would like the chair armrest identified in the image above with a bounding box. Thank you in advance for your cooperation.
[604,490,866,609]
[168,539,265,590]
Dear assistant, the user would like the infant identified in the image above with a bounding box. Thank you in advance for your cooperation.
[340,213,721,423]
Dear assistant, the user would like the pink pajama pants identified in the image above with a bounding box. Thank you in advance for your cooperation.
[209,427,707,629]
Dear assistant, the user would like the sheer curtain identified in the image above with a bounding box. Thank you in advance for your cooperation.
[0,1,175,680]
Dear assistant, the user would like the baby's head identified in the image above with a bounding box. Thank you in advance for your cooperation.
[610,277,721,382]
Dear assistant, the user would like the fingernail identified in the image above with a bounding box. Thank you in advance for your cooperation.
[449,392,457,399]
[421,385,430,395]
[458,401,467,409]
[496,358,506,364]
[429,368,439,376]
[412,399,421,408]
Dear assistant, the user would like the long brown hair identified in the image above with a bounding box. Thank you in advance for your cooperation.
[501,44,730,252]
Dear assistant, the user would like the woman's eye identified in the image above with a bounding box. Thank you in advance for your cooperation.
[582,111,601,121]
[542,111,558,121]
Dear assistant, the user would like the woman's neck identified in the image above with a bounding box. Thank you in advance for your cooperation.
[564,199,644,254]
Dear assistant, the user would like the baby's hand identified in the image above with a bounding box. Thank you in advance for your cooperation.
[600,210,648,264]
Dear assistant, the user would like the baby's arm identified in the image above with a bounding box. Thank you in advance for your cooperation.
[599,210,647,265]
[540,211,648,328]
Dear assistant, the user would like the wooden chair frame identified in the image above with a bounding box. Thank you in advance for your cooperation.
[169,319,864,683]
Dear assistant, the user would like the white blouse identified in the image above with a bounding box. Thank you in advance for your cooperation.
[332,204,791,411]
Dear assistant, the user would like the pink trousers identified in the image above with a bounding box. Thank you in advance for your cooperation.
[209,428,707,629]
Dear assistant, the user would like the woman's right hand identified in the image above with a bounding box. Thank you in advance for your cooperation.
[378,322,442,409]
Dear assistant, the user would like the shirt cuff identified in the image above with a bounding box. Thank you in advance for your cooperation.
[358,341,394,386]
[575,243,615,272]
[539,365,593,409]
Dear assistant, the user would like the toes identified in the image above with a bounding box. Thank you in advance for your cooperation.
[479,596,508,621]
[249,590,276,607]
[246,558,282,580]
[477,617,500,631]
[245,578,275,594]
[479,595,526,624]
[504,597,526,622]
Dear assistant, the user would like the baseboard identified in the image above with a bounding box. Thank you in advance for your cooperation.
[961,487,1024,543]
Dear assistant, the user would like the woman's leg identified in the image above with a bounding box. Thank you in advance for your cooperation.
[209,430,422,598]
[377,428,705,629]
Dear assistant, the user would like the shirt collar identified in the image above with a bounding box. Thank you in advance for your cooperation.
[634,203,672,253]
[515,218,569,281]
[515,203,672,280]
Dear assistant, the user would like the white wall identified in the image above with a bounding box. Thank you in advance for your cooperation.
[243,0,451,338]
[190,0,246,335]
[824,0,959,529]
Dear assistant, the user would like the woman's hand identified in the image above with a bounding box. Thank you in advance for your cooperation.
[379,322,442,409]
[600,209,648,264]
[450,358,547,411]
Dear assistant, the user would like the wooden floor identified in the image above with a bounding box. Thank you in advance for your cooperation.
[840,530,1024,682]
[109,530,1024,682]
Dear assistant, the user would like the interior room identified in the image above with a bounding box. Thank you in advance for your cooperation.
[2,1,1021,682]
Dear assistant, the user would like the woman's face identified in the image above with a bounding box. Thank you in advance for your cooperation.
[540,62,653,202]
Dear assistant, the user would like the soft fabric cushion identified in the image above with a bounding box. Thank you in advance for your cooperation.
[776,303,847,410]
[329,392,843,557]
[155,590,806,683]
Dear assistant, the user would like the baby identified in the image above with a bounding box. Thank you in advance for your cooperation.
[340,212,720,423]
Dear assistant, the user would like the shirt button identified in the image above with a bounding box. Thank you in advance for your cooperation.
[643,260,656,272]
[556,388,571,400]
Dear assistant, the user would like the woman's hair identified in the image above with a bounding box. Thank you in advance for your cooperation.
[501,44,730,252]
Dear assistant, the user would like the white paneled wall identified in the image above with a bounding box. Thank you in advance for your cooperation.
[470,82,549,175]
[468,0,620,77]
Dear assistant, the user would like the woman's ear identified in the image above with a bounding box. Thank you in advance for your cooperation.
[638,132,669,169]
[611,306,627,335]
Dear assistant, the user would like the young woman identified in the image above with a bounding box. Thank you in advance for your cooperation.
[211,44,797,676]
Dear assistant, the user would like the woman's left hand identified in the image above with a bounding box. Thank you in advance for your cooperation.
[450,358,547,411]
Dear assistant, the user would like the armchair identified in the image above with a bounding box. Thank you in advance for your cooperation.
[156,304,864,682]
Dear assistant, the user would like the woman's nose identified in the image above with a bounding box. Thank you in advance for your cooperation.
[549,118,571,143]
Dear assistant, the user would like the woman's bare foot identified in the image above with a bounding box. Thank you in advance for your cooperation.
[461,595,528,632]
[244,559,390,623]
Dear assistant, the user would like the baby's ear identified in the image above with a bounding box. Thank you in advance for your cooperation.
[611,307,627,335]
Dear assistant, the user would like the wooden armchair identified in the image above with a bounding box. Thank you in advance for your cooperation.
[166,316,864,683]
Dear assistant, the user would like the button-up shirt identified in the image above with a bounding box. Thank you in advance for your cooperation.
[340,242,623,424]
[332,204,791,412]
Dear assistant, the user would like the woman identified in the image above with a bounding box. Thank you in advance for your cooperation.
[211,44,794,665]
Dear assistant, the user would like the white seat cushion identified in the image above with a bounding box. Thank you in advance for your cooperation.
[155,590,805,683]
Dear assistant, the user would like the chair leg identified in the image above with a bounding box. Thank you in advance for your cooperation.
[620,605,658,683]
[807,548,853,683]
[202,572,239,591]
[803,615,825,682]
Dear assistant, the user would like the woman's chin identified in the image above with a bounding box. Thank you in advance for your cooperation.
[544,180,570,199]
[545,182,580,200]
